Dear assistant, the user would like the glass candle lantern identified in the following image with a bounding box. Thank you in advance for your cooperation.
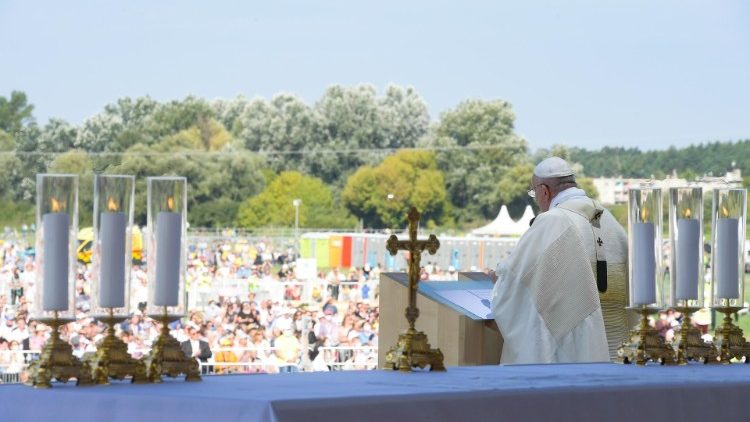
[146,177,187,316]
[90,175,135,317]
[34,174,79,319]
[668,187,704,308]
[710,188,747,307]
[628,187,663,307]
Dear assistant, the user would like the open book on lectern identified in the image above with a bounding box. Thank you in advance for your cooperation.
[385,272,495,320]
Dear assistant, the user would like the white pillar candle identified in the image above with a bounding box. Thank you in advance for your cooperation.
[155,211,182,306]
[43,212,70,311]
[99,212,127,308]
[632,222,656,305]
[676,218,700,300]
[716,217,739,299]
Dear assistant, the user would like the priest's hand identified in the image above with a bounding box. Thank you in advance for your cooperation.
[489,270,498,284]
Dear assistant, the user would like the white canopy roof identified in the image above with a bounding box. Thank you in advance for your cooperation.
[471,205,534,237]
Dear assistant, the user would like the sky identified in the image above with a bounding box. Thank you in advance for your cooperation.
[1,0,749,151]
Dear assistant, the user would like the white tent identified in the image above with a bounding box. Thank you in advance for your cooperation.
[514,205,535,231]
[471,205,535,237]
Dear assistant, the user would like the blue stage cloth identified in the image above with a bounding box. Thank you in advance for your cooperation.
[3,363,750,422]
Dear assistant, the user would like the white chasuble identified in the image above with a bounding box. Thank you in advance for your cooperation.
[556,198,631,360]
[491,200,609,364]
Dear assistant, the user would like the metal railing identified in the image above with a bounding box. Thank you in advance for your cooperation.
[199,345,378,374]
[189,279,378,307]
[0,345,378,384]
[0,350,41,384]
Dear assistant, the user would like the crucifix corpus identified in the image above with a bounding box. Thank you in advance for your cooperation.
[383,207,445,371]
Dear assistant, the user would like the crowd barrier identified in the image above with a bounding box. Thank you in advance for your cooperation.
[198,344,378,374]
[0,350,40,384]
[0,345,378,384]
[189,279,378,308]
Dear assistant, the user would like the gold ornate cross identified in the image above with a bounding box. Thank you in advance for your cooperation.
[386,207,440,332]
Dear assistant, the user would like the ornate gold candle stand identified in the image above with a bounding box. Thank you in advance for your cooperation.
[713,306,750,364]
[382,207,445,372]
[618,306,676,365]
[144,308,201,382]
[672,306,718,364]
[89,309,149,384]
[25,313,94,388]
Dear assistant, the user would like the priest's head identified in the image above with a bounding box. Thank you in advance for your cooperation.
[529,157,577,212]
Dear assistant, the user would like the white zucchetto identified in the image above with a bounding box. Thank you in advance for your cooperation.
[533,157,575,178]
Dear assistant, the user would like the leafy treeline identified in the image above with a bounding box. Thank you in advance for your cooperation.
[1,88,743,231]
[0,87,530,230]
[569,143,750,180]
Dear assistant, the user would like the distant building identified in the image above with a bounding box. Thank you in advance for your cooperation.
[592,168,743,206]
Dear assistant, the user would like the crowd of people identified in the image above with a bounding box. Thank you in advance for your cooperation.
[0,236,393,379]
[0,232,513,382]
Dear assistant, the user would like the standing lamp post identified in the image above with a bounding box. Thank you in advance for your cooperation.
[293,199,301,259]
[710,188,750,363]
[668,187,717,364]
[26,174,93,387]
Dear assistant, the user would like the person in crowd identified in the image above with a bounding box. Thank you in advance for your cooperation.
[8,315,28,344]
[274,327,301,373]
[214,337,239,374]
[235,301,256,329]
[180,324,212,370]
[249,327,273,373]
[326,267,343,300]
[10,268,23,306]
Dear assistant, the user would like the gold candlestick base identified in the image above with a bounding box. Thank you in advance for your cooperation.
[618,306,676,365]
[383,328,445,372]
[89,311,149,384]
[672,306,718,365]
[25,315,94,388]
[144,309,201,382]
[714,306,750,364]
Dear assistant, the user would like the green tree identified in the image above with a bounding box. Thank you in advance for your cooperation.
[427,99,528,222]
[495,163,535,217]
[160,118,232,152]
[237,171,354,228]
[578,177,599,200]
[0,91,34,135]
[342,150,448,228]
[235,94,322,174]
[309,85,384,185]
[305,84,431,186]
[0,129,14,151]
[75,96,159,153]
[12,118,80,202]
[212,95,251,135]
[145,96,214,142]
[0,130,21,200]
[378,85,430,149]
[190,197,240,228]
[108,140,265,226]
[0,153,23,200]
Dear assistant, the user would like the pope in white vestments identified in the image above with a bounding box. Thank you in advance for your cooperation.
[491,157,629,364]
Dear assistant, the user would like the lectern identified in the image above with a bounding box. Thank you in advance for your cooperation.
[379,272,503,368]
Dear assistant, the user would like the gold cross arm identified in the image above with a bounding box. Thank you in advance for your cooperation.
[386,235,439,256]
[386,207,440,256]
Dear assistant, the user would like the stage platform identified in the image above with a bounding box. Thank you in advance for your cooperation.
[3,363,750,421]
